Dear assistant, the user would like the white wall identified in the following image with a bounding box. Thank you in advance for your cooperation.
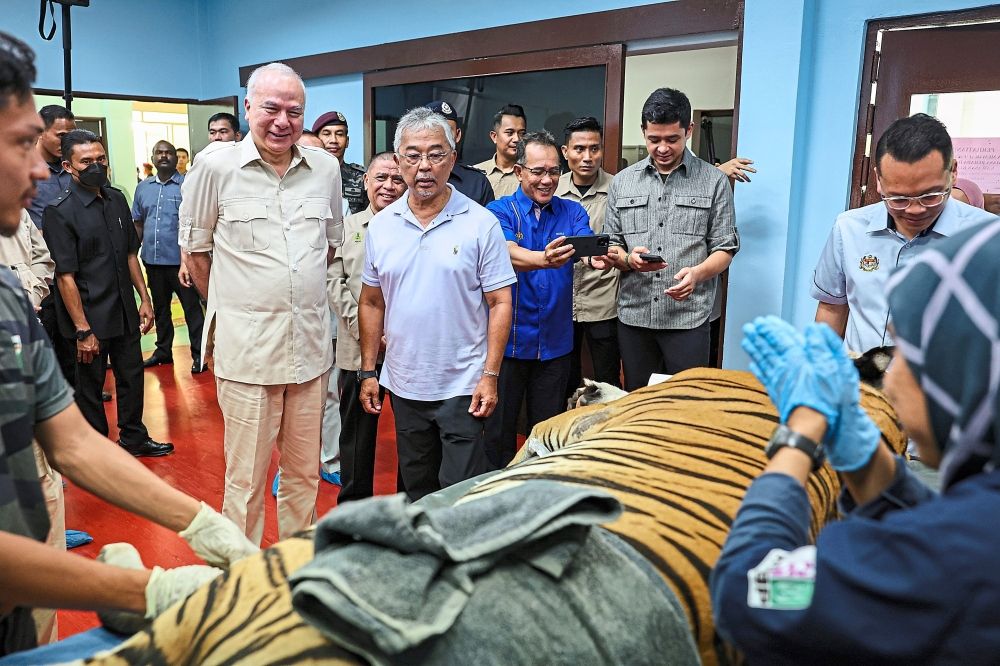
[622,46,738,146]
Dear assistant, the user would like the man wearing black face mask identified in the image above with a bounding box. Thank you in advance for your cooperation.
[42,129,173,457]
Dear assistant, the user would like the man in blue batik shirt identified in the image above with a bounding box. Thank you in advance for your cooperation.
[133,140,205,372]
[485,131,613,468]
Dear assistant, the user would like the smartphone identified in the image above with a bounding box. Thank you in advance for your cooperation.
[562,234,610,257]
[638,253,665,263]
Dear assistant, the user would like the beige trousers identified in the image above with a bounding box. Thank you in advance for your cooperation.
[217,372,328,545]
[32,442,65,645]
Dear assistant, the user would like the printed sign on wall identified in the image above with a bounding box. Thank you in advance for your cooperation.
[953,138,1000,194]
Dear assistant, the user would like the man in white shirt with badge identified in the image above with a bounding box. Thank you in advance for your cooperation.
[812,113,997,353]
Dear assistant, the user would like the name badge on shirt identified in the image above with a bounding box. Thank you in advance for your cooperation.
[746,546,816,610]
[10,334,23,370]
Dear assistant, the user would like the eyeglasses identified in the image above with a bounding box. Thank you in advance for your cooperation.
[881,188,951,210]
[398,150,452,166]
[522,167,562,179]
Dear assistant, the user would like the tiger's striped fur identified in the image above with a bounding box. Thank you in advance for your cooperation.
[461,368,906,665]
[86,368,905,666]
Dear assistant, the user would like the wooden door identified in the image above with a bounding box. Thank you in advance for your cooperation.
[851,17,1000,208]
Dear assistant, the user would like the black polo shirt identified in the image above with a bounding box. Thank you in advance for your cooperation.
[42,181,141,340]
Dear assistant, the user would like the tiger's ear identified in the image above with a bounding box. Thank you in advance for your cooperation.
[852,346,895,389]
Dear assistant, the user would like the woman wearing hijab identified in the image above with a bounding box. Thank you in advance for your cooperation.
[709,221,1000,664]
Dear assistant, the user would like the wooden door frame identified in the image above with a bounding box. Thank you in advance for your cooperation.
[34,89,238,113]
[363,45,624,171]
[848,6,1000,209]
[238,1,742,83]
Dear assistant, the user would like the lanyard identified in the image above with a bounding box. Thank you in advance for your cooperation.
[508,200,526,242]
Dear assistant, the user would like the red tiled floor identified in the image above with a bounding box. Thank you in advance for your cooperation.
[57,344,399,638]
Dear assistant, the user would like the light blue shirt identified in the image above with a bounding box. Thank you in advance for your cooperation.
[362,186,517,401]
[27,161,73,228]
[811,198,997,353]
[132,171,183,265]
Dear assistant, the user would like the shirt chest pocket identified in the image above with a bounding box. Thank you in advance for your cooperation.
[616,194,649,234]
[80,236,106,262]
[0,329,29,412]
[222,201,269,252]
[300,201,332,250]
[672,194,711,235]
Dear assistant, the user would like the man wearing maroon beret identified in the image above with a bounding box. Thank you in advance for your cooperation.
[312,111,368,215]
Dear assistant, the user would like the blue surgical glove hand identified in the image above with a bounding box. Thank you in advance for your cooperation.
[811,324,880,471]
[741,316,842,432]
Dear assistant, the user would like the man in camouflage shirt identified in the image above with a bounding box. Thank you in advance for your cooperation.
[313,110,368,215]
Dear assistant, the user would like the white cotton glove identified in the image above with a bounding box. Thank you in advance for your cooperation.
[143,565,223,617]
[178,501,260,568]
[97,542,222,635]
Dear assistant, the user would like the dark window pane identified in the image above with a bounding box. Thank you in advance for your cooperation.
[373,66,606,165]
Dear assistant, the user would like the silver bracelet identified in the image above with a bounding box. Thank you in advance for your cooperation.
[483,370,500,378]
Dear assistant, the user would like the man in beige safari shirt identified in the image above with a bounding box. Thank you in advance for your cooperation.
[555,117,621,394]
[328,151,405,504]
[180,63,344,545]
[473,103,527,199]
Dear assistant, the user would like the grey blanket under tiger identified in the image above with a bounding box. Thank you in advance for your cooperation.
[289,480,699,666]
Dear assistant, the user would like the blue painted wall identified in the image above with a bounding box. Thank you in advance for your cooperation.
[6,0,995,367]
[6,0,203,99]
[776,0,993,335]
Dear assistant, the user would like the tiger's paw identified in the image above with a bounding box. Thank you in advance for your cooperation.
[568,378,628,410]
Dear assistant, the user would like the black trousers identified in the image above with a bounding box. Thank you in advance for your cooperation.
[486,353,571,469]
[74,327,149,446]
[39,297,77,388]
[145,263,205,361]
[617,319,710,391]
[337,368,383,504]
[566,318,622,398]
[390,393,490,502]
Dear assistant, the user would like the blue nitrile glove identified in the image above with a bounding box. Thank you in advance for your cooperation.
[809,324,880,471]
[741,316,842,433]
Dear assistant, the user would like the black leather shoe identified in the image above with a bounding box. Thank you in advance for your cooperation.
[191,357,206,374]
[143,355,173,369]
[119,438,174,457]
[101,391,112,402]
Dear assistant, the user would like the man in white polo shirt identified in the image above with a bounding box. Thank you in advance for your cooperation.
[812,113,997,353]
[359,106,515,501]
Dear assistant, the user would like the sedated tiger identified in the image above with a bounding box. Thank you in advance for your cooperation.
[86,367,906,666]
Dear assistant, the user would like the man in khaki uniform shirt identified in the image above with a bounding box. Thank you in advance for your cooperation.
[181,63,344,544]
[473,103,527,199]
[555,118,621,393]
[328,152,405,504]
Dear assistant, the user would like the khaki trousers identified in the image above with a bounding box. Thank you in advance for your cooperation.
[33,442,65,645]
[217,371,328,545]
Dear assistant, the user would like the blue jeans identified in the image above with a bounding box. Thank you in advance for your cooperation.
[0,628,125,664]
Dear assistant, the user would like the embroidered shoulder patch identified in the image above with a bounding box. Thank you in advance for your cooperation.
[747,546,817,610]
[859,254,880,272]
